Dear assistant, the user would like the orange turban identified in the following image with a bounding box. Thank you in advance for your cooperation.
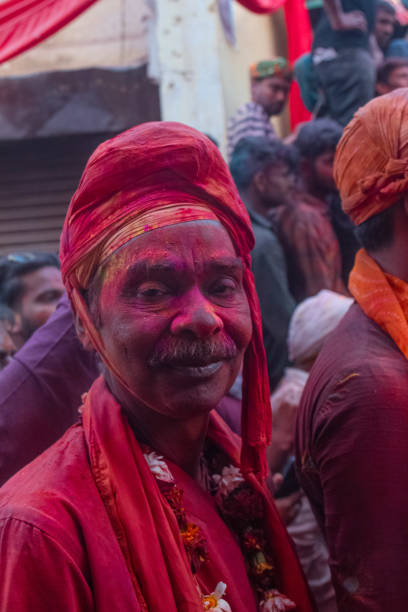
[334,89,408,226]
[60,121,271,479]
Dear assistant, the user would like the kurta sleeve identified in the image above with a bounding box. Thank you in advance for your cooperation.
[0,516,93,611]
[250,230,295,390]
[310,369,408,611]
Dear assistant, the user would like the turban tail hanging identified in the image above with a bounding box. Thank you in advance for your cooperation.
[335,89,408,226]
[60,122,272,480]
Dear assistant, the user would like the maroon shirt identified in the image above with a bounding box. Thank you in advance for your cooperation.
[0,295,98,486]
[296,303,408,610]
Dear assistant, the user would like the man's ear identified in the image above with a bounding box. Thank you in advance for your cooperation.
[75,313,95,352]
[10,311,22,336]
[376,82,391,96]
[253,170,266,195]
[300,158,312,179]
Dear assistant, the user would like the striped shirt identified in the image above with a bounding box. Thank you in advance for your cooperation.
[227,101,277,159]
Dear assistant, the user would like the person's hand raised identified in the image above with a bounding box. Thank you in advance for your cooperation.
[336,10,368,32]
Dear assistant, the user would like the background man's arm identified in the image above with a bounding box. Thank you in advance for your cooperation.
[251,238,295,390]
[322,0,368,31]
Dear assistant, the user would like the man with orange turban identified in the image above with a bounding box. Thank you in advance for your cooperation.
[296,89,408,611]
[0,123,314,611]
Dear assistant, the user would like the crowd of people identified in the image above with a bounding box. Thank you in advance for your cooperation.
[0,1,408,610]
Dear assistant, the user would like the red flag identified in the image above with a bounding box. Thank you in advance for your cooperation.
[0,0,100,65]
[284,0,313,128]
[235,0,286,13]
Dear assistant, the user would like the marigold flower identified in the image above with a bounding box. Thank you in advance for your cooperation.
[202,582,231,611]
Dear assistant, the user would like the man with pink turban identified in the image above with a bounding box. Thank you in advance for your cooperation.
[296,89,408,610]
[0,123,314,611]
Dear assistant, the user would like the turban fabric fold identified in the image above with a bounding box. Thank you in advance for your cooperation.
[60,121,272,480]
[335,89,408,226]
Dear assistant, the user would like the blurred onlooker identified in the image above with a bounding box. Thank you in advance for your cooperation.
[375,0,408,58]
[312,0,376,126]
[229,136,296,390]
[288,289,353,371]
[269,290,352,612]
[227,59,293,159]
[295,118,341,202]
[0,304,16,370]
[294,119,360,283]
[259,136,346,302]
[0,253,64,350]
[376,56,408,93]
[375,0,397,53]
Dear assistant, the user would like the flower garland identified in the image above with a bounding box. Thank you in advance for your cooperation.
[144,450,296,611]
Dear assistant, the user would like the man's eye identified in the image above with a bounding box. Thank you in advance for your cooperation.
[136,283,170,300]
[211,278,238,296]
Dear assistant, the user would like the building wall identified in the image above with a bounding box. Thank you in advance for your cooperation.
[156,1,288,156]
[0,0,151,77]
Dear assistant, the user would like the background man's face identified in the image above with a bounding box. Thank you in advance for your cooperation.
[95,220,252,418]
[16,266,64,345]
[383,65,408,92]
[252,75,291,116]
[375,9,396,49]
[0,320,15,369]
[257,161,296,209]
[314,150,336,192]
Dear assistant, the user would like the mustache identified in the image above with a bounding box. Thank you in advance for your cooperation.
[148,333,238,368]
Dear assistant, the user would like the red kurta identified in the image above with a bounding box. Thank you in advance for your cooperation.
[0,377,313,611]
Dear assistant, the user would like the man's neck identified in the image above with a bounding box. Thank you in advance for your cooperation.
[371,249,408,284]
[125,407,210,479]
[370,204,408,284]
[241,188,269,219]
[106,370,211,479]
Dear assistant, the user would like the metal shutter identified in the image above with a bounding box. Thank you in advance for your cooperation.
[0,132,113,255]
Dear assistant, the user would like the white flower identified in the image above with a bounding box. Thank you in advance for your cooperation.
[143,451,174,483]
[202,582,231,611]
[212,465,244,497]
[260,589,296,611]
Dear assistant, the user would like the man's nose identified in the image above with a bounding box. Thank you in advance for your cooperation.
[170,288,223,338]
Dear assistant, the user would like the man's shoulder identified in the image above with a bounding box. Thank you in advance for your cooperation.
[301,303,408,421]
[0,423,95,536]
[277,200,329,235]
[229,101,263,123]
[250,216,280,249]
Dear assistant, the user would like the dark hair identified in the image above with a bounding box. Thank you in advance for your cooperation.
[354,202,398,251]
[229,137,298,191]
[294,119,343,160]
[377,57,408,84]
[0,252,60,309]
[376,0,396,15]
[0,304,14,326]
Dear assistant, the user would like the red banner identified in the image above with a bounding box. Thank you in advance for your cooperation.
[236,0,286,12]
[0,0,100,65]
[284,0,312,128]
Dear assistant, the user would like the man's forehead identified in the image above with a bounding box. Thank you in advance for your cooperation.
[123,254,244,276]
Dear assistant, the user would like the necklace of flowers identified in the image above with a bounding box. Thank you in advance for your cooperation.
[144,450,296,612]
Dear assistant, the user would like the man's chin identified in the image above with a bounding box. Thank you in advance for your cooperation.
[267,104,285,117]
